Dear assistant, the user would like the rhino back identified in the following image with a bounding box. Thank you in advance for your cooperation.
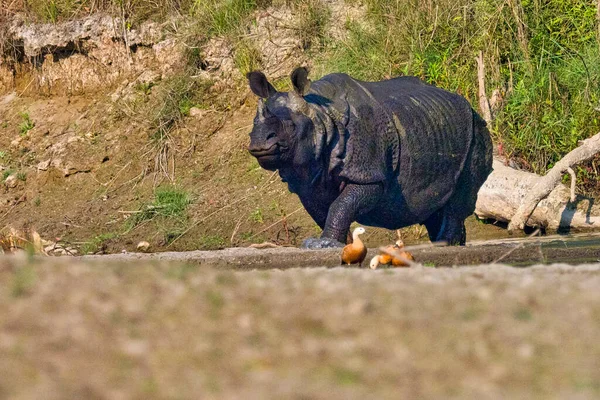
[307,74,479,220]
[362,78,476,218]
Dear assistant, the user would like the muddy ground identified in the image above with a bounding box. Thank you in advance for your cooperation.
[1,252,599,399]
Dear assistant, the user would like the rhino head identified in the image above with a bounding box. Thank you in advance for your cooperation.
[247,68,317,171]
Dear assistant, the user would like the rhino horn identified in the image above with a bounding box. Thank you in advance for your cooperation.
[257,99,267,122]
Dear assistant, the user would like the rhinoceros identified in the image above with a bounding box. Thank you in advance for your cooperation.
[247,67,493,248]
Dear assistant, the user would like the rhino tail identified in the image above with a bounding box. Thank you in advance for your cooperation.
[472,109,494,177]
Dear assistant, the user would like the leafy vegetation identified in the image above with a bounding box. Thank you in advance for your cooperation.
[192,0,261,36]
[128,186,192,227]
[198,234,227,249]
[19,0,196,23]
[147,74,213,143]
[80,232,118,254]
[18,112,34,135]
[2,169,14,181]
[233,39,262,76]
[318,0,600,191]
[295,0,331,50]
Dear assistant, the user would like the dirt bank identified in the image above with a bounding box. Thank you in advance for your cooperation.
[1,256,599,399]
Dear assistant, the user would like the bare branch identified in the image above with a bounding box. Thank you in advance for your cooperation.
[567,167,576,202]
[475,51,492,125]
[508,133,600,232]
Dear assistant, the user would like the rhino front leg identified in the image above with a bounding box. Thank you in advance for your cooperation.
[321,183,384,243]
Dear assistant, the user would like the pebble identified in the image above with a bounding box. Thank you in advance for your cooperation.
[4,174,17,188]
[136,241,150,252]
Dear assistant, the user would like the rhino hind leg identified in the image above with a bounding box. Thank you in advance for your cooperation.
[424,111,493,246]
[424,209,466,245]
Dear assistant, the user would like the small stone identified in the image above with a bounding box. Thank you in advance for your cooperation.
[44,244,56,253]
[37,159,51,171]
[189,107,207,118]
[136,241,150,252]
[4,174,17,188]
[67,136,83,144]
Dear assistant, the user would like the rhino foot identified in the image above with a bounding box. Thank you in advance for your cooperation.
[301,237,345,249]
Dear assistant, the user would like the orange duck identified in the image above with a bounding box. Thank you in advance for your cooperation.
[341,227,367,267]
[370,239,415,269]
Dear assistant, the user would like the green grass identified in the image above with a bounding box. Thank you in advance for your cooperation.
[80,232,119,254]
[21,0,198,23]
[295,0,331,50]
[147,75,214,143]
[2,169,14,181]
[233,39,262,77]
[197,234,226,249]
[128,186,192,227]
[250,208,264,224]
[316,0,600,189]
[191,0,260,36]
[18,112,34,136]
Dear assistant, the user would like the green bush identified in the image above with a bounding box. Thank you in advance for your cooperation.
[319,0,600,179]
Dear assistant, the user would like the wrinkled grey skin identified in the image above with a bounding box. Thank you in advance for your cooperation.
[247,68,493,248]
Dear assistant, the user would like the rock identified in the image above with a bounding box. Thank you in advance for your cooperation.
[4,174,17,188]
[10,137,23,147]
[37,159,51,171]
[67,136,84,144]
[1,92,17,105]
[189,107,208,118]
[4,15,176,94]
[136,241,150,252]
[63,164,91,177]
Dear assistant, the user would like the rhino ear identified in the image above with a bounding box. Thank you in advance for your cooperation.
[247,71,277,98]
[291,67,311,96]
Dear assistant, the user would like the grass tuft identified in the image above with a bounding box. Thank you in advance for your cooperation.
[128,186,192,227]
[18,112,34,136]
[233,39,262,77]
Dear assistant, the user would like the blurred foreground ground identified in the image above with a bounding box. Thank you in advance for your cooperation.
[1,256,599,399]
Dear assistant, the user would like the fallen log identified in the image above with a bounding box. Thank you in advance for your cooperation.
[475,159,600,233]
[507,133,600,232]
